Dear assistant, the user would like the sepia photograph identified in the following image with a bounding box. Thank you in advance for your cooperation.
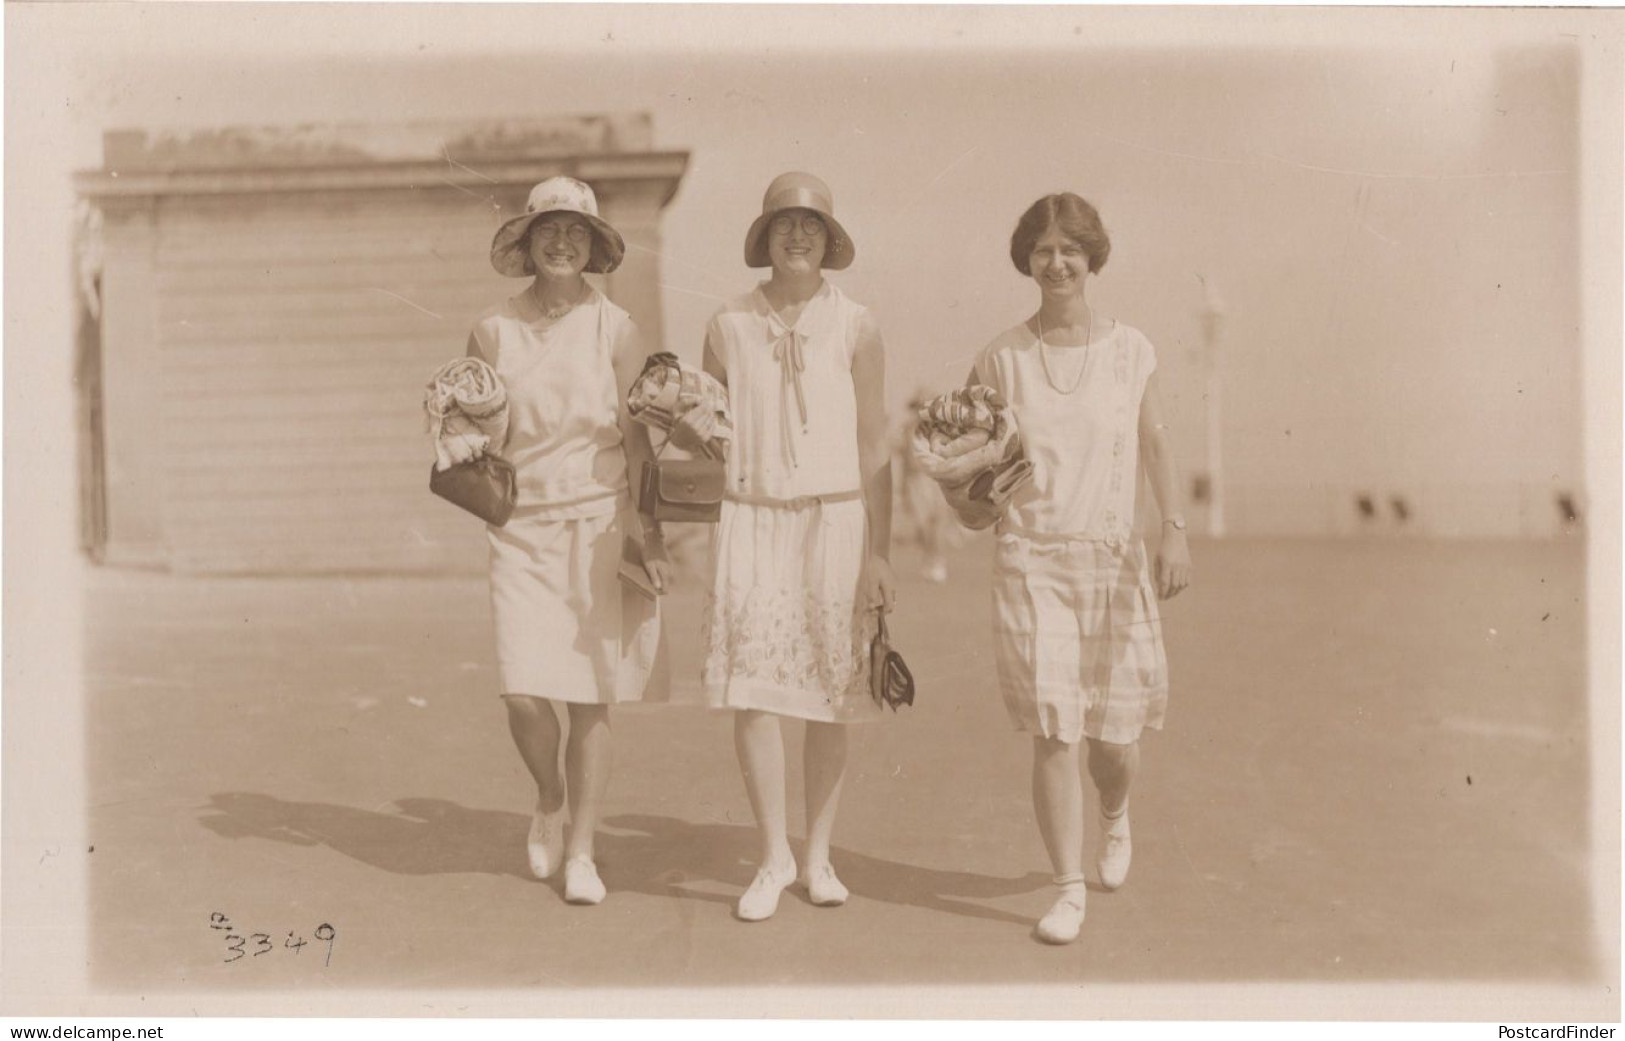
[3,1,1621,1026]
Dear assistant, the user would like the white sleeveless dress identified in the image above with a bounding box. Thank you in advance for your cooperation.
[972,319,1169,744]
[466,287,665,704]
[700,281,884,723]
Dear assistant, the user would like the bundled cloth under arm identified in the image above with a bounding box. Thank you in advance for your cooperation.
[909,385,1034,530]
[424,357,510,471]
[626,351,733,455]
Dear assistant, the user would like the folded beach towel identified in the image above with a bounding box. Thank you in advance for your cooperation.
[424,357,510,472]
[909,385,1033,530]
[626,352,733,456]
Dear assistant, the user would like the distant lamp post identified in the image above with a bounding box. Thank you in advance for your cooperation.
[1196,275,1227,538]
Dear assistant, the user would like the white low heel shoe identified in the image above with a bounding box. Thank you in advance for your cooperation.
[526,798,566,881]
[736,862,797,922]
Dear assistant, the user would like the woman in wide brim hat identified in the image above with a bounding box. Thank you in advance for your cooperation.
[438,175,671,907]
[489,176,627,277]
[672,171,896,922]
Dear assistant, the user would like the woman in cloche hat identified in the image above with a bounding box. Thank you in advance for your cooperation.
[672,171,897,922]
[441,176,672,906]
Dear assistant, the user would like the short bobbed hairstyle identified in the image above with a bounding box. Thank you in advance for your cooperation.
[1009,193,1111,276]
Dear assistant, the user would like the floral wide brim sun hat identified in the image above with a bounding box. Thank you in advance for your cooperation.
[490,176,627,277]
[743,171,855,271]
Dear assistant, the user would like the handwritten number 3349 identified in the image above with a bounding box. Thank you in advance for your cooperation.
[211,913,336,966]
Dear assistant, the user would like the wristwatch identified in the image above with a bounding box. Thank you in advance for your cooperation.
[1163,516,1188,532]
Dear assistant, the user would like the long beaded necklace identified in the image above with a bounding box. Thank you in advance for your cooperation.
[1036,304,1094,395]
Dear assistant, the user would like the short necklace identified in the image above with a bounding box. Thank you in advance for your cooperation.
[533,282,586,321]
[1036,305,1094,395]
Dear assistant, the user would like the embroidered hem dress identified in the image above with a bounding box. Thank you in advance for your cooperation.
[467,287,666,704]
[972,319,1169,745]
[700,281,883,723]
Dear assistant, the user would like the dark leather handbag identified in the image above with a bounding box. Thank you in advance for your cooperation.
[429,455,517,527]
[638,455,725,523]
[869,611,915,711]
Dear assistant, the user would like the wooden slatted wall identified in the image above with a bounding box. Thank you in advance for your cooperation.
[152,187,526,573]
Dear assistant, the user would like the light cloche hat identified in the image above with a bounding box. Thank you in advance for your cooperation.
[743,171,854,271]
[490,177,626,277]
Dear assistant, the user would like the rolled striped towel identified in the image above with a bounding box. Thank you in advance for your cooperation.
[425,357,510,472]
[909,385,1033,529]
[626,352,733,453]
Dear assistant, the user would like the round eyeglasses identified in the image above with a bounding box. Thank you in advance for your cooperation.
[769,214,827,237]
[532,221,590,243]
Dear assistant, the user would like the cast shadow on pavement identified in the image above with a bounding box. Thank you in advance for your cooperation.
[600,812,1054,927]
[199,793,535,880]
[199,795,1051,925]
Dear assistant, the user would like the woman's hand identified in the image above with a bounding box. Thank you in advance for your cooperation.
[667,408,723,459]
[642,534,675,595]
[864,555,898,614]
[435,431,489,471]
[1155,530,1192,600]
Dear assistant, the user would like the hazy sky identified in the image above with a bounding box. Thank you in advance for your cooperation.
[9,4,1616,525]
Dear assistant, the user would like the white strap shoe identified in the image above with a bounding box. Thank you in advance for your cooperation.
[1035,888,1088,945]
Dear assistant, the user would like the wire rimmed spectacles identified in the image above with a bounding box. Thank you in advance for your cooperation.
[769,214,827,237]
[532,221,590,243]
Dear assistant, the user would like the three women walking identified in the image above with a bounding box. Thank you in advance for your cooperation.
[434,173,1190,946]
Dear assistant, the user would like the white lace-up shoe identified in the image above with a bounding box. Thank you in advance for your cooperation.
[1097,807,1132,890]
[526,798,566,880]
[736,861,797,922]
[802,863,850,907]
[563,858,607,905]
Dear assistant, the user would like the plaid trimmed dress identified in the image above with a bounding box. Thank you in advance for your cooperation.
[971,319,1169,745]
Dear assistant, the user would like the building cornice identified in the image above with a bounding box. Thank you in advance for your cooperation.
[76,150,690,206]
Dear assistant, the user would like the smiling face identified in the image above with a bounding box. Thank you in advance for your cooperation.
[766,208,828,275]
[1028,224,1093,302]
[526,213,593,281]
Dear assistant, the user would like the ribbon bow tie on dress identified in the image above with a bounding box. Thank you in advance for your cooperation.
[771,327,810,468]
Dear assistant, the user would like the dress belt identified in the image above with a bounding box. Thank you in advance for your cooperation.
[997,521,1129,551]
[725,489,863,510]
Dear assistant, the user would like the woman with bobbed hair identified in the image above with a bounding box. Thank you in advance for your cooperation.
[967,191,1191,945]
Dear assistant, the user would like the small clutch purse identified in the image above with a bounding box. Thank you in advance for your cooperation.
[638,455,725,523]
[966,457,1035,508]
[869,611,915,711]
[429,455,517,527]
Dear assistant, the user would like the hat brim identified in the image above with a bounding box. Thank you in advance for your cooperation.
[490,209,626,277]
[744,208,854,271]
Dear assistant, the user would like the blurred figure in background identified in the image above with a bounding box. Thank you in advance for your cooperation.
[895,389,961,583]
